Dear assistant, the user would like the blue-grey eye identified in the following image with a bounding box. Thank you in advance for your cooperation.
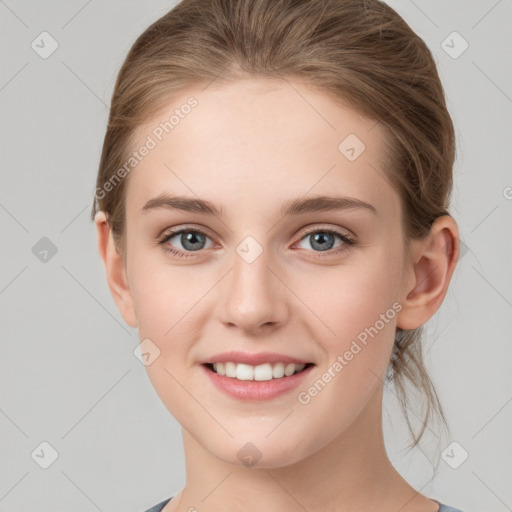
[297,230,346,252]
[165,230,213,252]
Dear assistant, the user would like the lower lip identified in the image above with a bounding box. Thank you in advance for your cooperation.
[200,364,314,401]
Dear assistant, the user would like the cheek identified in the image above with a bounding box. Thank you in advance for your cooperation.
[300,252,400,338]
[128,259,204,419]
[291,259,400,441]
[127,252,214,378]
[128,251,195,340]
[292,248,402,398]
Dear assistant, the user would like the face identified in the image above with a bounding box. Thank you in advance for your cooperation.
[119,78,410,467]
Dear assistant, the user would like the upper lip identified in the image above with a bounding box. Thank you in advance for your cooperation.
[200,351,313,366]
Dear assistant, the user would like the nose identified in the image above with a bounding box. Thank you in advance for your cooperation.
[217,242,290,335]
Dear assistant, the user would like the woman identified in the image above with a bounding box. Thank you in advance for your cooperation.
[92,0,464,510]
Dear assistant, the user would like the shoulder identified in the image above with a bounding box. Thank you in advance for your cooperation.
[438,504,465,512]
[140,496,172,512]
[139,497,465,512]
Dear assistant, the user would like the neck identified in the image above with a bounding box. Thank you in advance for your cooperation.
[168,386,433,512]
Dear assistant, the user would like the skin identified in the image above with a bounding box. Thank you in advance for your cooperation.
[95,78,459,512]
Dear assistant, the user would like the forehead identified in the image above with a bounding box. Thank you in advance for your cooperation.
[125,78,399,221]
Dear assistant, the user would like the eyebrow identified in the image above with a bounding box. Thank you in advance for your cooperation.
[140,193,378,217]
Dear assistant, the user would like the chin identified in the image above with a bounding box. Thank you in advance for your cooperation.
[205,434,312,470]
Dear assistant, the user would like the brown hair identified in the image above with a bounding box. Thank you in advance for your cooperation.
[91,0,456,451]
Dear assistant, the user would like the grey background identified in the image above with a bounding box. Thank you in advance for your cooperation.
[0,1,511,511]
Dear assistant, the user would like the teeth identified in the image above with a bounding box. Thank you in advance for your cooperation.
[211,362,307,381]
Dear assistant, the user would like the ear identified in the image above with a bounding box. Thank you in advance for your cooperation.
[95,211,138,328]
[396,215,459,330]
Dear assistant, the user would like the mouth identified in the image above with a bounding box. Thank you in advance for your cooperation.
[202,361,315,381]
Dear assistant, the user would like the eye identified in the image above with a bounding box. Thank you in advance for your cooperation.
[295,227,355,256]
[157,225,356,259]
[158,228,215,258]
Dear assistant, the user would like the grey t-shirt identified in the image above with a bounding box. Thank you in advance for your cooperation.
[141,497,465,512]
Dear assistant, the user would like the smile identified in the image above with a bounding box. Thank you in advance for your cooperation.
[205,362,312,381]
[201,362,315,401]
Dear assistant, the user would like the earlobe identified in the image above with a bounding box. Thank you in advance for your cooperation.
[95,211,138,328]
[396,215,460,330]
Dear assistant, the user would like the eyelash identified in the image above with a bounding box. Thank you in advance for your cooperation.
[157,226,356,260]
